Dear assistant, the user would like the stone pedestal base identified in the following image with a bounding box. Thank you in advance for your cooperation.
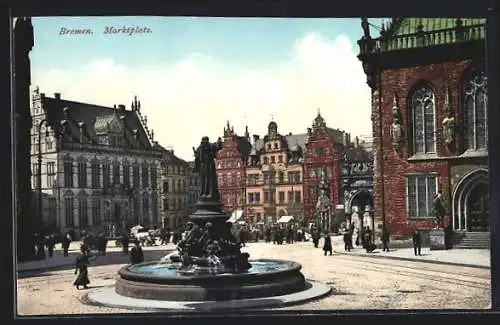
[429,229,446,250]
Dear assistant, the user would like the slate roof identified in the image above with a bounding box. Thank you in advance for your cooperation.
[373,18,485,52]
[40,95,153,150]
[154,143,189,166]
[388,18,485,38]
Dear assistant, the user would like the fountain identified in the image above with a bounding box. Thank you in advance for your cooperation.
[85,137,331,311]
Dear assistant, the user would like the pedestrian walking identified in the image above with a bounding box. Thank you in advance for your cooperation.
[312,229,320,248]
[343,231,350,252]
[121,233,130,255]
[46,235,55,258]
[381,228,390,252]
[412,229,422,256]
[62,233,71,257]
[322,232,332,256]
[73,244,91,290]
[129,240,144,265]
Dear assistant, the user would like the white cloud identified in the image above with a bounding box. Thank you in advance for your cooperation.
[32,31,372,161]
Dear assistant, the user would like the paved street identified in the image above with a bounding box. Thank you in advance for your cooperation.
[16,239,491,315]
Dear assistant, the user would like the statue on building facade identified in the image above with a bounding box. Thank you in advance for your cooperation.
[391,93,404,153]
[442,86,456,147]
[432,192,446,229]
[193,136,223,201]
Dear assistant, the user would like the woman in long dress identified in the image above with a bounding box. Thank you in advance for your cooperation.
[73,244,91,290]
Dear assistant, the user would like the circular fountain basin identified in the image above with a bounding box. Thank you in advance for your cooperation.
[115,259,306,301]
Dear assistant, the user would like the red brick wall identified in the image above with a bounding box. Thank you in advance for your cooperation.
[216,135,246,212]
[374,60,472,237]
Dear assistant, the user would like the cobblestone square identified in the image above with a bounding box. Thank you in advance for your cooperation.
[16,240,491,315]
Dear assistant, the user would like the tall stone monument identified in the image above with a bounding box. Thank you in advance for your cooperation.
[315,168,332,232]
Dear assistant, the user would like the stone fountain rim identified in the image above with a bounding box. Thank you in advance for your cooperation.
[118,258,302,283]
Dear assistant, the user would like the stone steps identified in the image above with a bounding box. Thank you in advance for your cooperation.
[453,232,490,249]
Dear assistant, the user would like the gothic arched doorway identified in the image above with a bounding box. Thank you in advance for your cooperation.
[452,168,489,231]
[348,190,373,214]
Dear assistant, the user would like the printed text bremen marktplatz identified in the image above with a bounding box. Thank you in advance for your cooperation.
[59,26,152,36]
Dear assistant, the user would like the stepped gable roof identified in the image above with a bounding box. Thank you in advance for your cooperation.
[40,95,152,149]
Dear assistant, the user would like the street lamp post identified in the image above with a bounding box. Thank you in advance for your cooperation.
[37,119,50,233]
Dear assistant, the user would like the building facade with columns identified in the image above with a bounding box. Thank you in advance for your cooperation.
[358,18,488,239]
[30,91,163,234]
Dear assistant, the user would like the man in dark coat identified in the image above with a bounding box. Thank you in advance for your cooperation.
[129,240,144,265]
[121,233,130,255]
[343,231,351,252]
[312,229,320,248]
[61,233,71,257]
[46,235,55,258]
[381,228,390,252]
[322,232,332,256]
[413,230,422,256]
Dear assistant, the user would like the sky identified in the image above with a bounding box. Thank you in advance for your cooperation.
[29,17,385,161]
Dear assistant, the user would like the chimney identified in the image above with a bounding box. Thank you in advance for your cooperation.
[54,93,61,99]
[40,93,46,98]
[355,136,360,148]
[118,104,126,110]
[252,134,260,144]
[170,149,174,155]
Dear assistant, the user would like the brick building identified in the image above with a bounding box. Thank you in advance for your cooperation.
[216,121,252,213]
[216,117,372,226]
[358,18,488,239]
[303,113,345,221]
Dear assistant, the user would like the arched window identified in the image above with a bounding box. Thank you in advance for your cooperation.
[410,85,436,154]
[463,70,488,150]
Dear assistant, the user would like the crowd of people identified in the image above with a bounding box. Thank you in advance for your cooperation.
[27,220,434,291]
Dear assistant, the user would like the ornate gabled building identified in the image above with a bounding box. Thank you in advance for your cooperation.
[303,113,345,222]
[244,121,307,224]
[215,117,373,227]
[157,145,190,229]
[302,112,374,230]
[30,92,163,234]
[358,18,488,241]
[216,121,252,213]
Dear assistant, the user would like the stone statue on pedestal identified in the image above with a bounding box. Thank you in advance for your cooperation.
[391,94,404,153]
[193,136,223,201]
[432,192,446,229]
[168,136,251,274]
[442,86,455,147]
